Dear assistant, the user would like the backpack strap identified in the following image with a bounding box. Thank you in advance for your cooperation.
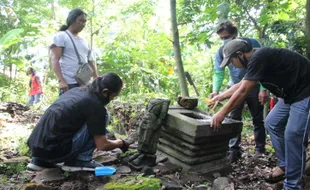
[65,31,82,65]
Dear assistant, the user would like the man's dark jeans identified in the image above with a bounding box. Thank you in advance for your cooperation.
[59,83,80,96]
[228,96,266,153]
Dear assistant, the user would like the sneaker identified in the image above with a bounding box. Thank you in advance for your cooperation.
[61,159,103,172]
[227,151,242,163]
[27,158,56,171]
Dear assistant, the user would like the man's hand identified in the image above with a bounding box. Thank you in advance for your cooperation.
[209,91,219,98]
[210,111,225,130]
[59,80,68,92]
[120,139,134,153]
[205,94,223,110]
[93,72,99,78]
[211,94,223,102]
[203,97,214,106]
[258,90,269,105]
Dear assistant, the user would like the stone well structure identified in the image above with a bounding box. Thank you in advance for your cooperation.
[157,106,242,175]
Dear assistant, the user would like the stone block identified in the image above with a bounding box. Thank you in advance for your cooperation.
[166,107,242,138]
[158,107,241,175]
[161,125,229,145]
[157,150,231,175]
[160,130,228,149]
[159,133,228,156]
[157,143,226,165]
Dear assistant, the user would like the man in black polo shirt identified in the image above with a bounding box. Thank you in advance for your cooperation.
[27,73,131,172]
[210,39,310,190]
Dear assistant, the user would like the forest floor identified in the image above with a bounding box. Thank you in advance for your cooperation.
[0,102,310,190]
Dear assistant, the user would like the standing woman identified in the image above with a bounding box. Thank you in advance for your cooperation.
[50,8,98,95]
[27,68,43,106]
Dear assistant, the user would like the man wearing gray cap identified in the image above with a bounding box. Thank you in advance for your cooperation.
[210,39,310,190]
[212,21,268,163]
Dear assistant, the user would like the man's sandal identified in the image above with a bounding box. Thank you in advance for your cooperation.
[265,166,285,183]
[266,156,310,182]
[305,156,310,175]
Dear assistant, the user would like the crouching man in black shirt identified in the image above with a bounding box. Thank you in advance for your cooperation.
[210,39,310,190]
[27,73,131,172]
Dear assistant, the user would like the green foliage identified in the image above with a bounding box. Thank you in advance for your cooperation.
[0,74,10,89]
[0,175,9,184]
[16,137,30,157]
[177,0,307,55]
[58,0,90,9]
[37,78,59,111]
[183,50,216,98]
[0,66,58,111]
[0,28,24,54]
[266,145,275,153]
[0,77,28,104]
[0,162,26,175]
[242,125,254,140]
[104,175,161,190]
[0,0,308,114]
[120,0,156,20]
[241,107,252,123]
[97,9,181,102]
[268,20,307,54]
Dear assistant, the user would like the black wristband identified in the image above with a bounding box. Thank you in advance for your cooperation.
[121,139,126,148]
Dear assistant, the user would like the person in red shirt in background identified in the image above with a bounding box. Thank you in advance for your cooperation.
[27,68,43,106]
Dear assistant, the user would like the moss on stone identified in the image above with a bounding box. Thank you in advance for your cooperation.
[120,149,137,158]
[104,175,161,190]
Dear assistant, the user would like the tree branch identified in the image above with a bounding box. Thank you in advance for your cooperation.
[261,24,268,38]
[178,20,194,26]
[91,25,104,36]
[241,4,261,34]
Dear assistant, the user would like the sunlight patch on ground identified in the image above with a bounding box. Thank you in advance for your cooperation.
[0,113,33,154]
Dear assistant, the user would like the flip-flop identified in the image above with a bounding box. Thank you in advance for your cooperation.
[265,167,285,183]
[265,173,285,183]
[95,166,116,176]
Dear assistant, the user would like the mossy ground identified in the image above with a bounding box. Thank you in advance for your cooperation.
[104,175,161,190]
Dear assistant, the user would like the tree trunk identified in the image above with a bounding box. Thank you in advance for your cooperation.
[170,0,189,97]
[15,67,17,79]
[306,0,310,59]
[90,0,95,50]
[51,0,56,19]
[9,64,12,80]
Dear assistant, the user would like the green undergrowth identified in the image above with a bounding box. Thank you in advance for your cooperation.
[0,162,26,175]
[120,149,137,158]
[242,125,254,139]
[104,175,161,190]
[0,136,31,158]
[266,145,275,153]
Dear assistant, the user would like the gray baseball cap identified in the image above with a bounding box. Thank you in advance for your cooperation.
[220,39,251,68]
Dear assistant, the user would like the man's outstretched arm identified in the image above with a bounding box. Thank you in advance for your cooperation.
[211,80,258,128]
[212,82,242,102]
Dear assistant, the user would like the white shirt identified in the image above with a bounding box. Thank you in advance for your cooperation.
[53,30,93,84]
